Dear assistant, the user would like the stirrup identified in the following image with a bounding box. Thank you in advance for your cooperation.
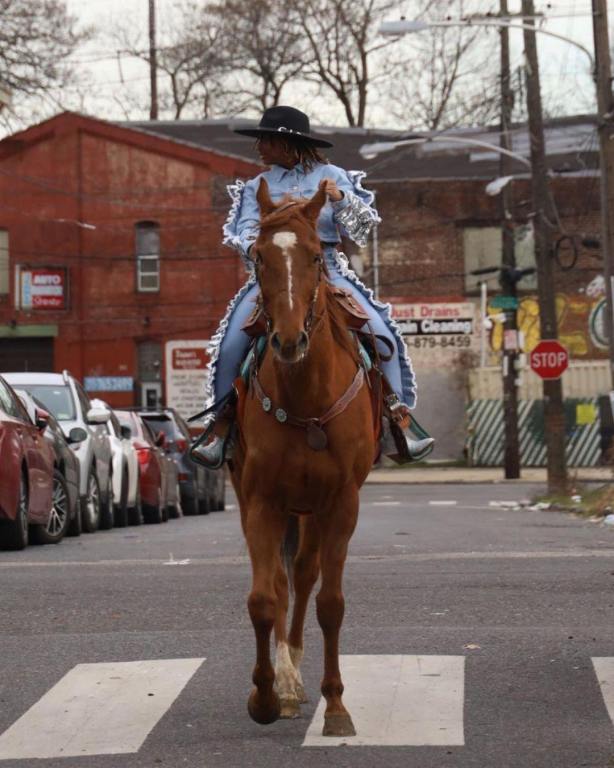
[190,420,233,471]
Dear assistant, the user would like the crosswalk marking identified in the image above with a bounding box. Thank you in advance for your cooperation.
[0,658,205,760]
[302,655,465,747]
[592,658,614,725]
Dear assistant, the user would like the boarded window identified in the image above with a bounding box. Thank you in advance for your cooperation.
[463,225,536,293]
[0,230,8,295]
[135,221,160,293]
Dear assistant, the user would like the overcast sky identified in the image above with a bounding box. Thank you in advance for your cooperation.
[55,0,603,129]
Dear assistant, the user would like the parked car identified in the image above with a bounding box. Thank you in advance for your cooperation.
[90,399,140,527]
[0,375,55,550]
[139,408,225,513]
[3,371,114,533]
[115,410,179,523]
[15,389,81,539]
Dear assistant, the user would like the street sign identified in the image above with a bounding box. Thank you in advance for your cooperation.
[529,340,569,380]
[490,295,519,310]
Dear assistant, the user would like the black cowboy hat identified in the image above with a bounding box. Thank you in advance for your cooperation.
[233,106,333,148]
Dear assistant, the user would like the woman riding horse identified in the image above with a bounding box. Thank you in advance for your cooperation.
[194,105,434,466]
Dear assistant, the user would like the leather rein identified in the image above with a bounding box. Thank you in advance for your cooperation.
[250,203,365,451]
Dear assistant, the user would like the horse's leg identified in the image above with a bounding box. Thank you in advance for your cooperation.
[272,559,300,718]
[288,515,320,704]
[316,489,359,737]
[245,503,287,725]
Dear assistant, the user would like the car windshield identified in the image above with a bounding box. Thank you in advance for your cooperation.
[140,415,178,438]
[18,384,75,421]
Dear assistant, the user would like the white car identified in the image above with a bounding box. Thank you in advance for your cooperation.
[90,399,141,527]
[2,371,113,533]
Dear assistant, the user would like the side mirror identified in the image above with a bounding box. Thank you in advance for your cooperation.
[35,407,49,431]
[68,426,88,444]
[155,431,166,448]
[120,425,132,440]
[86,407,110,425]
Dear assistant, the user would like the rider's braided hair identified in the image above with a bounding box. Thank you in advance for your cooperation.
[256,135,328,171]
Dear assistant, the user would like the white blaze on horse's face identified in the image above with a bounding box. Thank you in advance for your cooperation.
[272,231,298,310]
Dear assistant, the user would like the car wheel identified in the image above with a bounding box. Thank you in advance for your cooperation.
[215,472,226,512]
[98,468,114,530]
[198,493,210,515]
[82,470,101,533]
[1,472,29,550]
[128,485,143,526]
[144,488,163,524]
[67,494,82,537]
[32,471,71,545]
[114,465,129,528]
[181,480,199,516]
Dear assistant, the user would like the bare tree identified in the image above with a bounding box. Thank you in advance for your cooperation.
[294,0,409,127]
[208,0,308,112]
[388,21,501,130]
[0,0,88,124]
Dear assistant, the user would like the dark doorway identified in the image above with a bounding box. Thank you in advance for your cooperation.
[0,338,54,372]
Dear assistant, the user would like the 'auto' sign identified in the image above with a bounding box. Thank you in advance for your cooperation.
[19,267,67,310]
[529,340,569,380]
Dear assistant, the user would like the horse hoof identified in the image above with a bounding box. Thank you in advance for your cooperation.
[279,696,301,719]
[247,687,280,725]
[296,683,308,704]
[323,712,356,737]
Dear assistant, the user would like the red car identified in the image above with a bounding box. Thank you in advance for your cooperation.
[0,375,55,550]
[115,410,169,524]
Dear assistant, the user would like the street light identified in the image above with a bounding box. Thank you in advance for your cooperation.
[360,134,532,168]
[379,18,595,71]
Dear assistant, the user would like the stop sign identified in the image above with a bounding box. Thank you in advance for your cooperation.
[530,340,569,380]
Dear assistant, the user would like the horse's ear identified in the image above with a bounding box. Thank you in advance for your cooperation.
[302,179,328,223]
[256,178,276,217]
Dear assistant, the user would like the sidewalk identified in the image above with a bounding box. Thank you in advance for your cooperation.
[366,465,614,485]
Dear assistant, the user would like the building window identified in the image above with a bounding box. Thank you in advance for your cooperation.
[0,230,8,296]
[463,225,536,293]
[135,221,160,293]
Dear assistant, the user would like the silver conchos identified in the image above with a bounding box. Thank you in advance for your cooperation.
[262,397,272,412]
[275,408,288,423]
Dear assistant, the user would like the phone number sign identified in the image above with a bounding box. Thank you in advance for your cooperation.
[391,302,477,363]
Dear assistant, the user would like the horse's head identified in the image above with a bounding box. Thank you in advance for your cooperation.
[253,178,327,364]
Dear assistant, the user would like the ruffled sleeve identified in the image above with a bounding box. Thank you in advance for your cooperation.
[222,179,260,270]
[330,169,381,247]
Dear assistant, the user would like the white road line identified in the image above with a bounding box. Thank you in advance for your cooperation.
[303,654,465,747]
[593,658,614,726]
[0,658,204,760]
[428,500,458,506]
[371,501,401,507]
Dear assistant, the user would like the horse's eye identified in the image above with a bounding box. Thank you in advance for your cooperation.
[313,254,322,264]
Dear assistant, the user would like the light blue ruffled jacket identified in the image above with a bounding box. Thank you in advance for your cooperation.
[223,162,381,265]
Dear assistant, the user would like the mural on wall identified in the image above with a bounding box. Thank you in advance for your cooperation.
[488,278,608,359]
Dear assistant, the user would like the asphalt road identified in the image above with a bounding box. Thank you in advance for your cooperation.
[1,482,613,768]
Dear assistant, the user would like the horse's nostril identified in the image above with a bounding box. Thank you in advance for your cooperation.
[297,331,309,351]
[271,333,282,352]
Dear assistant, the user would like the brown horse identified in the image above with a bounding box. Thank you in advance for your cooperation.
[229,178,376,737]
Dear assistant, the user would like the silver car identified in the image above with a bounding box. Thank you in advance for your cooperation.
[2,371,114,533]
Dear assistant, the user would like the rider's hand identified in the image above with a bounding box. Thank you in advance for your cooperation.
[322,178,344,202]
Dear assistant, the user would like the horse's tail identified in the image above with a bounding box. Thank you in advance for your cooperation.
[281,514,299,596]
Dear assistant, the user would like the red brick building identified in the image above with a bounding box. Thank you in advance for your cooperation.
[0,112,259,407]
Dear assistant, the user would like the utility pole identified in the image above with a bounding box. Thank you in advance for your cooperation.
[148,0,158,120]
[499,0,520,479]
[592,0,614,388]
[521,0,567,492]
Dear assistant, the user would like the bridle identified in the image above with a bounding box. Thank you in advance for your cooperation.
[253,200,324,339]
